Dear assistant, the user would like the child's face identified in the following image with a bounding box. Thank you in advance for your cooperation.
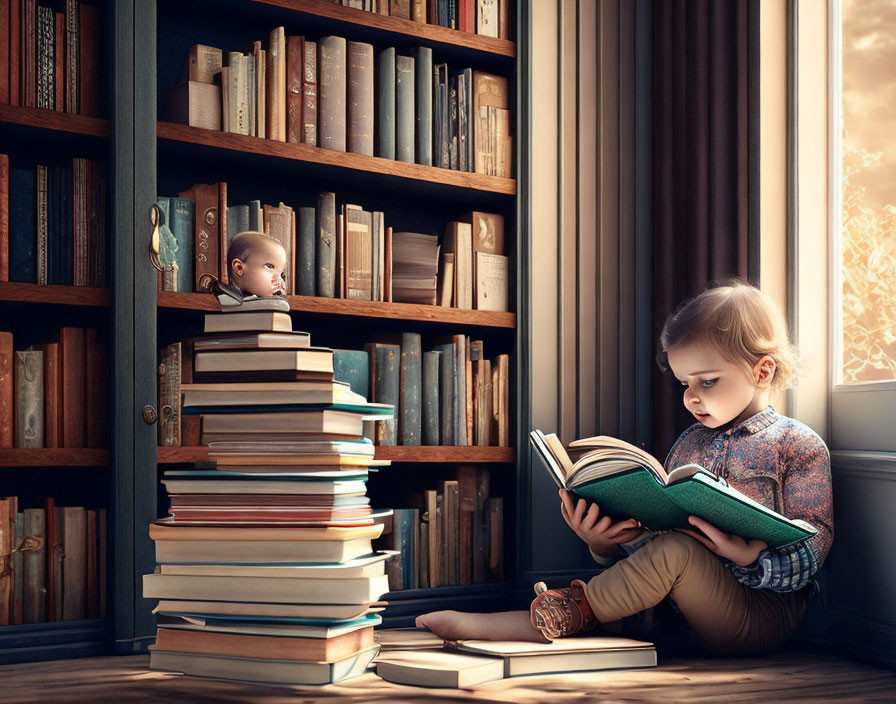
[666,342,767,428]
[231,238,287,297]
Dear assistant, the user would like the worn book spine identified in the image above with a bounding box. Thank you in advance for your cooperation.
[178,183,221,291]
[391,508,417,590]
[15,350,43,448]
[9,165,35,283]
[456,465,478,585]
[22,508,46,624]
[448,75,458,170]
[424,489,440,587]
[169,197,195,293]
[347,41,374,156]
[495,353,509,445]
[395,54,415,163]
[457,72,467,171]
[54,12,63,110]
[187,44,223,84]
[315,192,336,297]
[438,64,449,168]
[181,415,200,446]
[53,506,63,620]
[296,206,316,296]
[36,5,52,110]
[58,161,73,286]
[478,0,499,37]
[36,164,48,285]
[9,0,19,107]
[434,342,454,446]
[0,498,12,625]
[476,358,493,445]
[344,205,372,300]
[267,26,286,141]
[72,158,88,286]
[0,332,12,448]
[251,42,266,138]
[90,161,106,287]
[376,47,395,160]
[0,154,8,282]
[263,202,294,294]
[375,344,400,446]
[412,0,426,22]
[44,497,56,621]
[332,349,369,398]
[0,4,8,104]
[158,342,181,447]
[418,518,429,588]
[85,509,97,618]
[399,333,422,445]
[453,335,467,446]
[286,35,303,143]
[422,350,440,445]
[472,468,490,583]
[411,46,432,167]
[60,326,86,448]
[13,509,23,625]
[318,36,347,152]
[41,341,60,448]
[63,0,77,112]
[62,506,85,620]
[300,39,317,145]
[441,480,459,584]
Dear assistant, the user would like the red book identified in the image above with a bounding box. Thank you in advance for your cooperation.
[181,415,201,447]
[178,182,224,291]
[41,341,61,447]
[0,153,8,281]
[0,1,9,103]
[54,12,63,111]
[286,35,303,144]
[60,326,86,448]
[459,0,475,33]
[9,0,20,106]
[45,497,57,621]
[85,328,106,448]
[79,2,100,116]
[0,332,12,448]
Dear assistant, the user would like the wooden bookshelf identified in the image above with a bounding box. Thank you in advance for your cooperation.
[0,449,110,467]
[0,105,110,138]
[157,445,515,464]
[157,122,517,196]
[157,291,516,328]
[243,0,516,58]
[0,282,112,308]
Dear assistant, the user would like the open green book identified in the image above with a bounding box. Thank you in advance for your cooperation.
[529,429,816,549]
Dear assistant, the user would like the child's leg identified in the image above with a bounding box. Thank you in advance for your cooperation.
[582,531,808,655]
[415,610,550,643]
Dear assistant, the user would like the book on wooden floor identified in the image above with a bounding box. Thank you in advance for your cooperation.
[157,612,381,638]
[153,600,382,621]
[530,429,818,549]
[376,649,504,688]
[149,644,380,685]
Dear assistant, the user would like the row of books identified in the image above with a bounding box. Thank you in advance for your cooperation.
[0,497,107,626]
[0,0,101,115]
[335,0,512,39]
[146,300,395,685]
[0,328,108,449]
[169,39,512,176]
[376,465,502,590]
[0,154,107,287]
[156,183,509,309]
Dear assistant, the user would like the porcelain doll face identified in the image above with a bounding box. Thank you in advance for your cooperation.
[228,233,287,297]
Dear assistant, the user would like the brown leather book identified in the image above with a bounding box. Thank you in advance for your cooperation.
[60,326,86,448]
[22,508,46,624]
[9,0,20,106]
[53,505,63,619]
[181,415,201,447]
[347,41,374,156]
[0,154,8,282]
[79,2,100,116]
[85,509,97,619]
[411,0,425,23]
[0,3,8,104]
[40,341,60,448]
[495,353,509,446]
[0,332,11,448]
[44,497,57,621]
[286,35,303,143]
[0,497,13,625]
[302,39,317,145]
[23,0,36,108]
[62,506,85,620]
[53,12,63,111]
[178,183,224,291]
[318,36,347,152]
[390,0,410,19]
[262,201,294,294]
[85,329,107,448]
[266,26,286,141]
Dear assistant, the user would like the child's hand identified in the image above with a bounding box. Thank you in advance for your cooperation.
[677,516,768,566]
[559,489,643,558]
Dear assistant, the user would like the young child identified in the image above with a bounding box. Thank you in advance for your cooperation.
[226,231,288,298]
[417,281,833,656]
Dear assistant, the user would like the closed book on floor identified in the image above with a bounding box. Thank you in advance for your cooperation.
[157,612,381,638]
[153,535,376,565]
[153,600,379,621]
[149,644,380,685]
[158,552,391,580]
[376,649,504,687]
[530,429,818,549]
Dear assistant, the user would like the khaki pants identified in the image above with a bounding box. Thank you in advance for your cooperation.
[584,532,810,655]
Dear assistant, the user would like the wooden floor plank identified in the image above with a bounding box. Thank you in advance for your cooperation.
[0,652,894,703]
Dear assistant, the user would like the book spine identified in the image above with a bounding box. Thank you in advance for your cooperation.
[64,0,77,112]
[35,164,48,285]
[73,158,88,286]
[438,65,449,168]
[169,197,195,293]
[62,506,85,620]
[422,350,440,445]
[53,11,63,108]
[400,333,422,445]
[396,508,418,590]
[14,349,43,448]
[318,36,347,152]
[44,497,56,621]
[458,72,468,172]
[22,0,36,108]
[347,41,374,157]
[394,54,415,163]
[412,0,426,23]
[302,40,317,145]
[454,335,467,445]
[0,3,8,105]
[391,0,411,18]
[9,0,19,107]
[478,0,498,37]
[42,341,60,448]
[61,162,73,286]
[91,162,106,287]
[498,0,509,39]
[448,75,458,170]
[456,465,477,585]
[375,47,395,160]
[22,508,46,623]
[417,518,429,589]
[267,27,286,141]
[434,343,454,445]
[296,206,316,296]
[316,192,336,298]
[12,509,23,624]
[9,166,35,283]
[414,47,432,166]
[0,332,12,448]
[36,5,52,110]
[158,342,181,447]
[0,154,8,282]
[374,344,399,446]
[53,506,63,620]
[286,36,303,143]
[496,353,509,446]
[0,500,10,625]
[60,326,86,448]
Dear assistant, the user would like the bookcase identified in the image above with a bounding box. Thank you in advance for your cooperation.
[0,0,531,661]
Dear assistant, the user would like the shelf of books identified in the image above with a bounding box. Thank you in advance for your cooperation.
[142,0,524,679]
[0,0,114,664]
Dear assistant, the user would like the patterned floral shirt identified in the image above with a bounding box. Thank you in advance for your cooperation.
[590,406,833,593]
[663,405,833,592]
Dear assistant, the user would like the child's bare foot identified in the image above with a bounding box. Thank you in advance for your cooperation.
[415,610,550,643]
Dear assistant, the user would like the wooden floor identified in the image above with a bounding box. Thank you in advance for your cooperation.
[1,651,894,703]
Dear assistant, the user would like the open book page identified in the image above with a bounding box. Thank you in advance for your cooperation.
[529,430,571,488]
[457,636,654,656]
[568,436,667,480]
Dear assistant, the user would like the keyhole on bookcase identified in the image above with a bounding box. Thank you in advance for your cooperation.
[142,405,158,425]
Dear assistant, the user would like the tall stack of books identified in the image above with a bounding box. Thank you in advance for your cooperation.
[144,295,396,685]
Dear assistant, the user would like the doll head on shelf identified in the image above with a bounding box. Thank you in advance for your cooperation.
[226,231,287,298]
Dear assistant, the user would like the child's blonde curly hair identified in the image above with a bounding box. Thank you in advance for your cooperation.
[657,280,798,390]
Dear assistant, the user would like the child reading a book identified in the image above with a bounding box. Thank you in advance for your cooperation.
[417,281,833,656]
[226,231,287,298]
